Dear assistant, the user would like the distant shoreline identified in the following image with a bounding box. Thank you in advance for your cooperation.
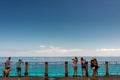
[0,56,120,57]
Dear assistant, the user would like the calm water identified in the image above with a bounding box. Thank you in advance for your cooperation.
[0,57,120,77]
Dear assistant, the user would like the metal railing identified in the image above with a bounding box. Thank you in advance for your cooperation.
[0,61,120,77]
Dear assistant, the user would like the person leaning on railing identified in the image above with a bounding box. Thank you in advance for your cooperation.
[16,59,24,77]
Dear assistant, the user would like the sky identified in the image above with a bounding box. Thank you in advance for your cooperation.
[0,0,120,56]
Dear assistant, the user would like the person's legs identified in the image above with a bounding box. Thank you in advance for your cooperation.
[3,71,6,77]
[17,67,19,76]
[76,68,78,77]
[7,67,10,77]
[86,67,88,77]
[73,66,77,77]
[73,67,75,77]
[82,68,84,76]
[19,68,21,76]
[85,68,88,77]
[5,70,9,77]
[83,68,88,77]
[92,69,95,78]
[75,67,77,77]
[18,67,21,76]
[95,70,98,76]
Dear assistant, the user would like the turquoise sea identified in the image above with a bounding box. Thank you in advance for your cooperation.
[0,57,120,77]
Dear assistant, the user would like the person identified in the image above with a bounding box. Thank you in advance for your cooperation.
[81,57,88,77]
[5,57,12,77]
[5,57,11,69]
[16,59,24,76]
[91,57,99,77]
[2,67,10,77]
[94,58,99,76]
[72,57,78,77]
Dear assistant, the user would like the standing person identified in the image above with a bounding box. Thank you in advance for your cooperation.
[81,57,88,77]
[5,57,12,77]
[72,57,78,77]
[94,58,99,76]
[16,59,24,76]
[91,57,99,78]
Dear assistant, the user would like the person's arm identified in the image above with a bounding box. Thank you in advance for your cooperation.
[21,61,24,64]
[20,60,24,64]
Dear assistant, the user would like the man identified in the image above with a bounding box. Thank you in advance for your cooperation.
[16,59,24,76]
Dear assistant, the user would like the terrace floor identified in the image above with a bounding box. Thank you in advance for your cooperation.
[0,76,120,80]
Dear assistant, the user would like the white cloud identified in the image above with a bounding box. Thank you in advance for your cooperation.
[1,46,120,57]
[96,48,120,52]
[36,45,83,53]
[0,45,84,57]
[95,48,120,56]
[40,45,46,48]
[35,48,83,53]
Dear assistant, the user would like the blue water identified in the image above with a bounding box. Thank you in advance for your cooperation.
[0,57,120,77]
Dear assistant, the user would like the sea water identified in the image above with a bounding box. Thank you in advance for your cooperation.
[0,57,120,77]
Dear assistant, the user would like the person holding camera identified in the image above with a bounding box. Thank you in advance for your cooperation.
[72,57,78,77]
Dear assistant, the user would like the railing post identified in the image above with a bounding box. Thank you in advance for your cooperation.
[65,61,68,77]
[105,61,109,76]
[24,62,28,76]
[45,62,48,77]
[86,62,88,77]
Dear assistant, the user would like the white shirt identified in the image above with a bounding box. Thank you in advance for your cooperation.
[16,60,23,68]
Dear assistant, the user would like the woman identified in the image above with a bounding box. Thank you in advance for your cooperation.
[94,58,99,76]
[81,57,88,77]
[73,57,78,77]
[91,57,99,77]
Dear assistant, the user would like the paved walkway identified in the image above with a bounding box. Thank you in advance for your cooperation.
[0,76,120,80]
[56,76,120,80]
[0,77,45,80]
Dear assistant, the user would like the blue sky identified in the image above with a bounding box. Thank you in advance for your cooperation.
[0,0,120,56]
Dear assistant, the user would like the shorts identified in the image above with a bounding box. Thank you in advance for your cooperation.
[17,67,21,72]
[6,67,10,69]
